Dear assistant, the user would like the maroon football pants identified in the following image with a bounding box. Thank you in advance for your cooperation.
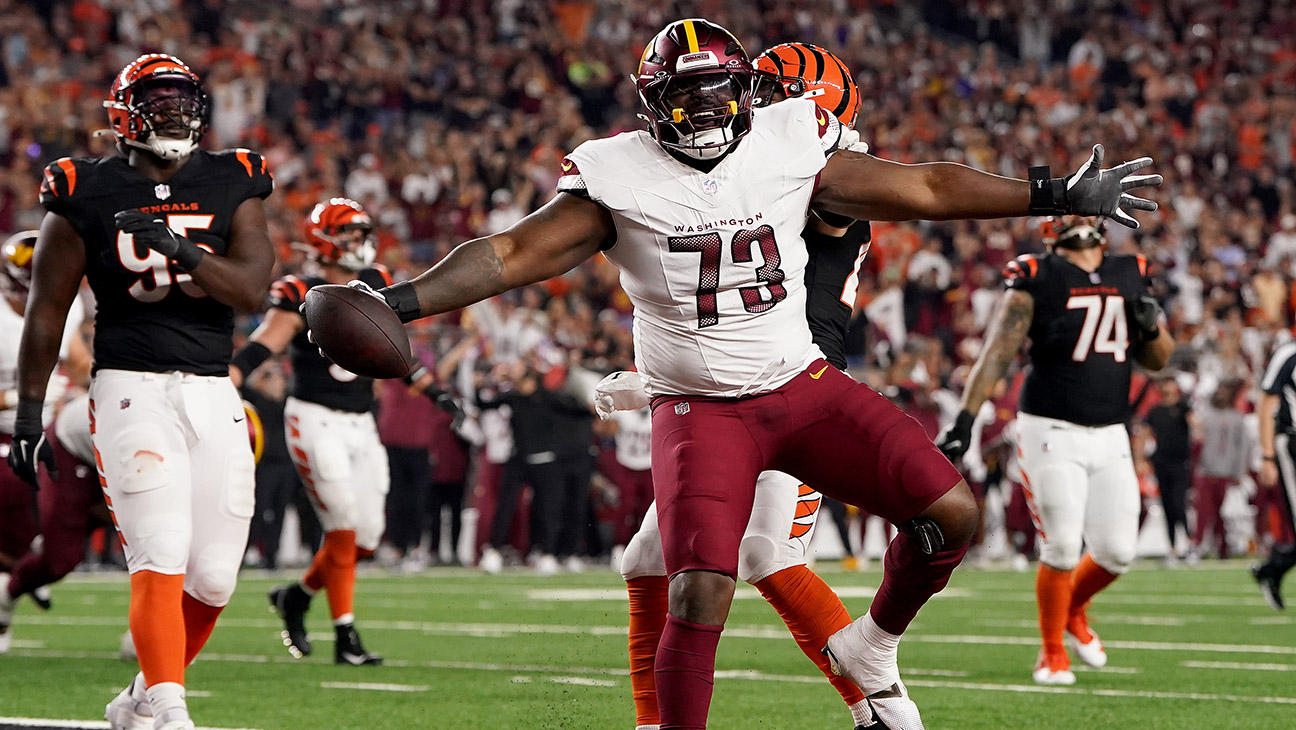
[650,359,963,579]
[7,429,108,599]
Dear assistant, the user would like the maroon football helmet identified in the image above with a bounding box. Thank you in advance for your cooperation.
[635,19,756,160]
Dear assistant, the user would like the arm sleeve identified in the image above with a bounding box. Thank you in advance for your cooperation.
[38,159,77,217]
[1002,255,1038,294]
[267,276,308,312]
[232,149,274,200]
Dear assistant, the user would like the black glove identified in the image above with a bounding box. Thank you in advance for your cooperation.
[114,209,205,271]
[1028,144,1162,229]
[935,409,977,463]
[1128,295,1163,340]
[7,399,55,488]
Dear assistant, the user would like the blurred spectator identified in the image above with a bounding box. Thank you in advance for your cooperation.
[1192,380,1250,560]
[378,374,438,568]
[1144,377,1193,563]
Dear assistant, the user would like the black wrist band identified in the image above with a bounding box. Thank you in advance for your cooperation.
[381,281,421,324]
[231,341,273,376]
[172,236,205,272]
[15,398,44,431]
[1264,455,1278,462]
[1027,165,1069,216]
[403,364,430,385]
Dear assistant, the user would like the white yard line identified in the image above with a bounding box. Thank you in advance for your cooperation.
[14,615,1296,656]
[1181,661,1296,672]
[319,681,430,692]
[0,719,259,730]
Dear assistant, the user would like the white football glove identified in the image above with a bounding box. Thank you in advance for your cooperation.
[594,371,650,420]
[838,127,870,154]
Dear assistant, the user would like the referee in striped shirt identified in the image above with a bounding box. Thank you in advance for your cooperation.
[1256,342,1296,610]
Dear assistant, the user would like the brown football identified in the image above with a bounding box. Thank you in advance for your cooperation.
[302,284,413,379]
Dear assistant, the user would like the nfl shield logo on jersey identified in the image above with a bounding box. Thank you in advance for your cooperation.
[675,402,690,416]
[701,178,718,195]
[154,183,171,200]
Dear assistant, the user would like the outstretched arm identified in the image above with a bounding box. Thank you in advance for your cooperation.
[815,144,1161,228]
[382,193,616,322]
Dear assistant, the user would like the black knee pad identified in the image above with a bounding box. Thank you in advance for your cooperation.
[902,516,945,556]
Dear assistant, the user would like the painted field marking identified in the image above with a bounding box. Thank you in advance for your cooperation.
[903,679,1296,706]
[549,677,617,687]
[1182,661,1296,672]
[13,615,1296,656]
[0,719,260,730]
[319,681,430,693]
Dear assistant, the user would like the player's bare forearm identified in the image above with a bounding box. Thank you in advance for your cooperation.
[1259,393,1279,458]
[405,193,614,319]
[814,152,1029,222]
[961,289,1033,414]
[188,198,275,312]
[1134,325,1174,371]
[17,213,85,403]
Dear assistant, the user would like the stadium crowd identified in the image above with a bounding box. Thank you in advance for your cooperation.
[1,0,1294,570]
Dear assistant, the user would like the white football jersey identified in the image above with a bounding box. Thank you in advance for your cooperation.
[559,99,840,397]
[0,295,85,433]
[612,407,653,471]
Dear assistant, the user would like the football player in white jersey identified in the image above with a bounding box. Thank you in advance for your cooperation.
[606,43,883,730]
[308,19,1160,730]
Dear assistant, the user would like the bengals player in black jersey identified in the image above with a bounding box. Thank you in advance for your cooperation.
[938,220,1173,685]
[6,54,274,730]
[230,198,397,666]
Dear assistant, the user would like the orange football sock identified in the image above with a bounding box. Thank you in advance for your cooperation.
[1067,554,1118,639]
[306,529,358,622]
[130,571,186,687]
[626,576,669,727]
[182,591,224,666]
[754,565,865,706]
[1036,563,1072,658]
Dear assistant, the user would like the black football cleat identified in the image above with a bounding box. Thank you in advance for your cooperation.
[31,586,52,611]
[268,583,313,657]
[1252,564,1285,611]
[335,623,383,665]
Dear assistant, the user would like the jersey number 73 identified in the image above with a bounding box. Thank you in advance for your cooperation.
[668,225,786,328]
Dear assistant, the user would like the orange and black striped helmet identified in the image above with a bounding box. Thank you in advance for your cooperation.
[302,198,376,272]
[754,43,859,129]
[104,54,207,161]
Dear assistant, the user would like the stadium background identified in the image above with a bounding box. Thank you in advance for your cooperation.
[1,1,1294,729]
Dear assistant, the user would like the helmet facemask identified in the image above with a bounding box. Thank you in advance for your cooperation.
[641,70,755,160]
[330,224,377,272]
[108,75,208,161]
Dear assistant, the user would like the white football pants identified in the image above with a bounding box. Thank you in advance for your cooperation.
[1016,412,1140,574]
[90,370,254,606]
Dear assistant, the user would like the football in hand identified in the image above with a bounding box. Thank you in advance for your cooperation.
[302,284,413,379]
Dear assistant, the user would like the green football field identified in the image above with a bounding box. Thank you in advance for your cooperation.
[1,561,1292,730]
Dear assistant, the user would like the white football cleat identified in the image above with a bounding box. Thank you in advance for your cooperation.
[1066,628,1107,668]
[104,676,152,730]
[824,615,925,730]
[478,547,503,574]
[153,706,195,730]
[1032,652,1076,686]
